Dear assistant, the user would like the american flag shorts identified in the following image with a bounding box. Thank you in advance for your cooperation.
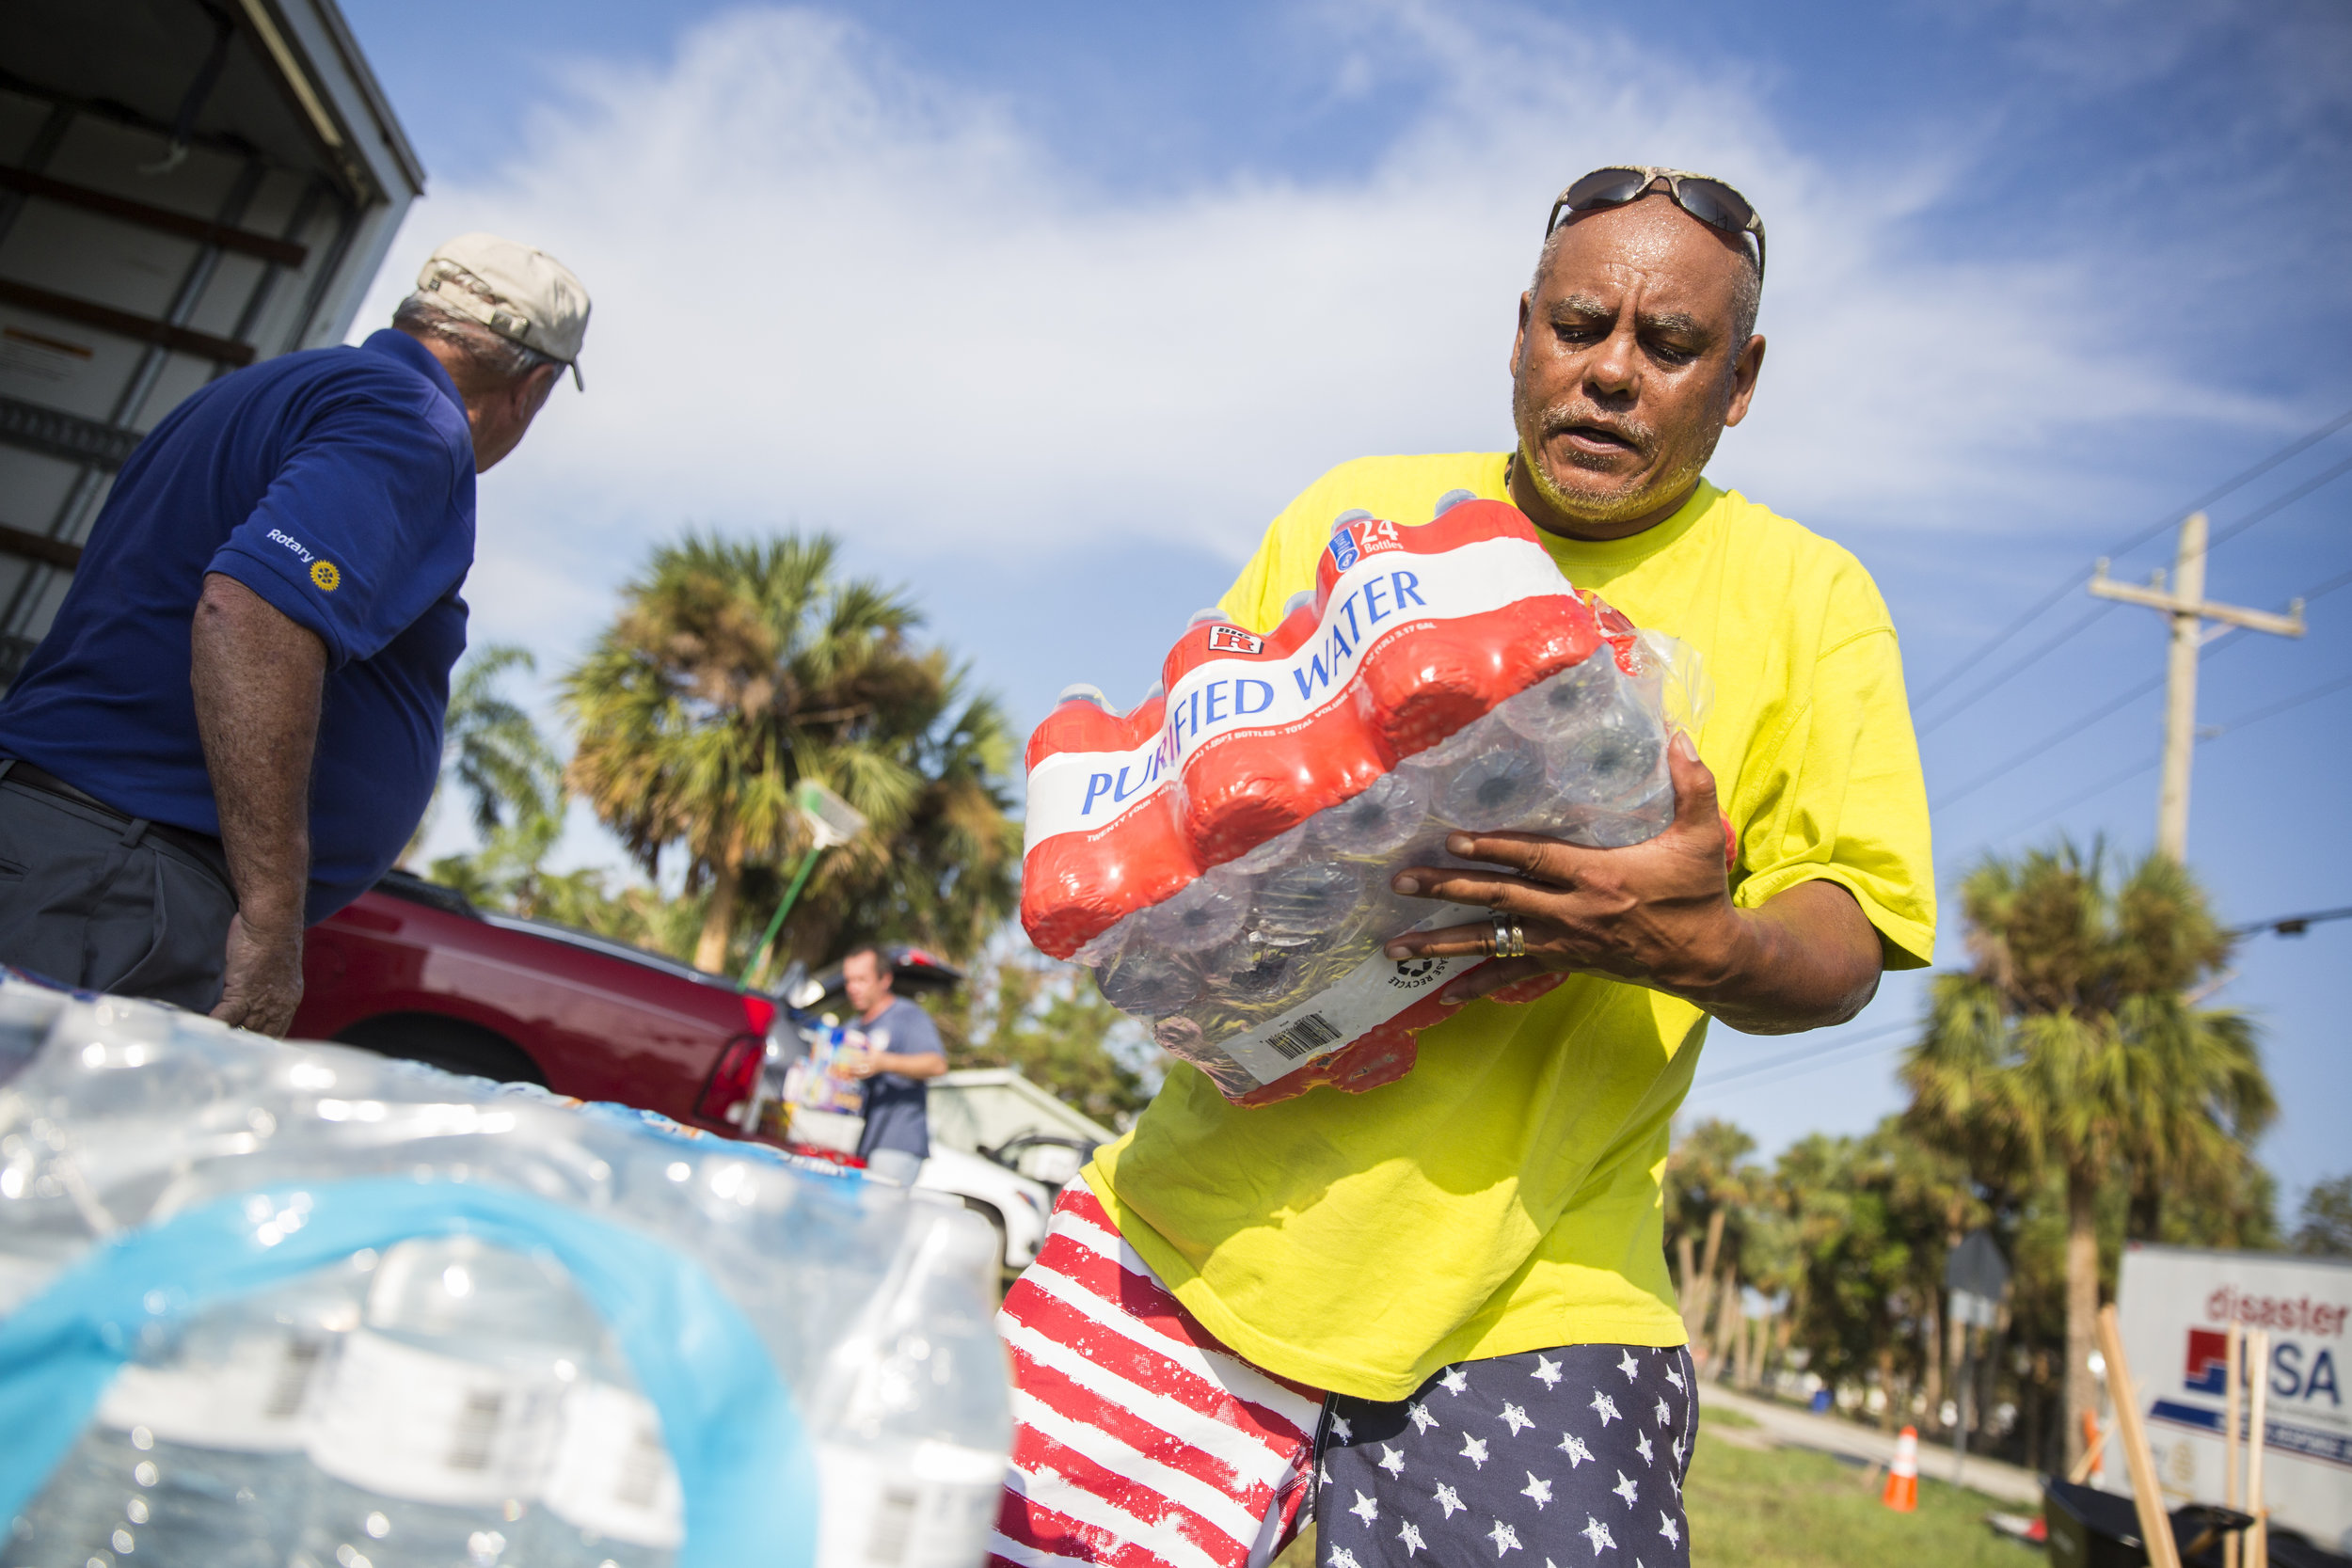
[990,1183,1327,1568]
[988,1186,1700,1568]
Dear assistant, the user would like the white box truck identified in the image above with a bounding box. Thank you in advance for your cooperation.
[2117,1242,2352,1556]
[0,0,421,687]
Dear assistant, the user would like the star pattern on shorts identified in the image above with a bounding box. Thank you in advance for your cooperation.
[1322,1349,1693,1566]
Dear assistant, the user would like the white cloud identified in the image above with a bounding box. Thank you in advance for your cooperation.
[359,0,2293,681]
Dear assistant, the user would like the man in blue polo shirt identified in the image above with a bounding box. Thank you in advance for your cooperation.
[0,233,591,1034]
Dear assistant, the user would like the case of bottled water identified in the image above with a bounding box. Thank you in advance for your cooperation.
[1020,496,1709,1104]
[0,981,1010,1568]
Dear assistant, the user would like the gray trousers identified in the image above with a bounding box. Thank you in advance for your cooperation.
[0,774,238,1011]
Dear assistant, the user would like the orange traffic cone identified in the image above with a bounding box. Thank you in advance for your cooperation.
[1882,1424,1920,1512]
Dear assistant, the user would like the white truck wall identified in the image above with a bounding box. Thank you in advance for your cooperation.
[2116,1243,2351,1553]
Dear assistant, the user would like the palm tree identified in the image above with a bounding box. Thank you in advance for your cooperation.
[1902,842,2271,1467]
[405,643,565,870]
[562,532,1015,973]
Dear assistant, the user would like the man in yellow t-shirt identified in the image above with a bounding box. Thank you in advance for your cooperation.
[990,169,1933,1568]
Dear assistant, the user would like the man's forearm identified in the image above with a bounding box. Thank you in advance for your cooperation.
[874,1051,948,1080]
[1668,880,1882,1035]
[191,573,326,927]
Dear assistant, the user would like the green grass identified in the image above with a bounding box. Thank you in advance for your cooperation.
[1272,1428,2027,1568]
[1686,1437,2032,1568]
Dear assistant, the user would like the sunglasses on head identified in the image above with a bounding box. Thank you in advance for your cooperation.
[1546,166,1767,282]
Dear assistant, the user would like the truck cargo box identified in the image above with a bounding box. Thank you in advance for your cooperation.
[0,0,423,687]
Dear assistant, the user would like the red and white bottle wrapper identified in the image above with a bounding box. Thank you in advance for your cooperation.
[1020,497,1710,1104]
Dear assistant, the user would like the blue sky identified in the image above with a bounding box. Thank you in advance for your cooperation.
[341,0,2352,1206]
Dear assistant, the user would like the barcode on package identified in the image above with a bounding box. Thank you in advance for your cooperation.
[1263,1013,1342,1060]
[868,1485,920,1564]
[448,1390,504,1471]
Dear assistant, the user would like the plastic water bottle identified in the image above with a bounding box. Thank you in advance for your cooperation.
[1095,948,1200,1015]
[1549,713,1666,809]
[1308,769,1429,859]
[811,1202,1013,1568]
[1134,872,1250,954]
[1200,931,1314,1015]
[293,1236,606,1568]
[1434,742,1549,829]
[529,1348,682,1568]
[4,1264,363,1568]
[0,979,64,1087]
[1497,654,1621,745]
[1254,860,1365,942]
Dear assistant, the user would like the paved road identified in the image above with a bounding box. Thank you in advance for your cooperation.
[1695,1379,2046,1507]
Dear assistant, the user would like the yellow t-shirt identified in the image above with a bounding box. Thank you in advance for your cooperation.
[1083,452,1936,1401]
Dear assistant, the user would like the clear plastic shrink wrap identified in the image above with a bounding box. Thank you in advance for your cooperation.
[0,979,1009,1568]
[1019,497,1708,1105]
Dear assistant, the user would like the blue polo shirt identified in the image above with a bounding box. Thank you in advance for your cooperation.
[0,329,475,923]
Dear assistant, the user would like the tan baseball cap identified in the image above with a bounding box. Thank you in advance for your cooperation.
[416,232,593,388]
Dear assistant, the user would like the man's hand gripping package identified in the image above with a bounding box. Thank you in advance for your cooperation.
[1020,497,1711,1104]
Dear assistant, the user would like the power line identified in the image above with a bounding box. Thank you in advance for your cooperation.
[1914,463,2346,738]
[2233,905,2352,939]
[1979,752,2161,846]
[1978,664,2352,846]
[1907,404,2352,711]
[1931,670,2165,808]
[1915,604,2116,736]
[1686,1019,1915,1096]
[2207,451,2352,552]
[2201,668,2352,736]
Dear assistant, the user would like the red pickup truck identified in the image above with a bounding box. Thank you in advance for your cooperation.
[290,870,780,1135]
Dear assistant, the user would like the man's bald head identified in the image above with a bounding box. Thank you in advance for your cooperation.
[1506,194,1768,542]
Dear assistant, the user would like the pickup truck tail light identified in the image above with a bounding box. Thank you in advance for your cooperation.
[698,1035,765,1127]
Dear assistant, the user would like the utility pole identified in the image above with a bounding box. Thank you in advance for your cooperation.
[2089,512,2305,861]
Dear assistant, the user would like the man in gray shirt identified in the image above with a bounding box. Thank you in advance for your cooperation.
[835,944,947,1184]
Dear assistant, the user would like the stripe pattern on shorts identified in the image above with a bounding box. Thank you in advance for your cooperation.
[991,1182,1326,1568]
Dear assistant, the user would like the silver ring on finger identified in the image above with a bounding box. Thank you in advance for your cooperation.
[1489,914,1511,959]
[1507,921,1527,959]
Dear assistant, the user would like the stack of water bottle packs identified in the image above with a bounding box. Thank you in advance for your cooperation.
[0,979,1009,1568]
[1020,497,1705,1103]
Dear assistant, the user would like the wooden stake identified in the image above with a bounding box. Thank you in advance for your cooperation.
[2224,1323,2243,1568]
[2096,1304,2183,1568]
[2246,1329,2271,1568]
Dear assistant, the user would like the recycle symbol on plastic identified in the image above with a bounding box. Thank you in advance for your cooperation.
[1019,494,1710,1105]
